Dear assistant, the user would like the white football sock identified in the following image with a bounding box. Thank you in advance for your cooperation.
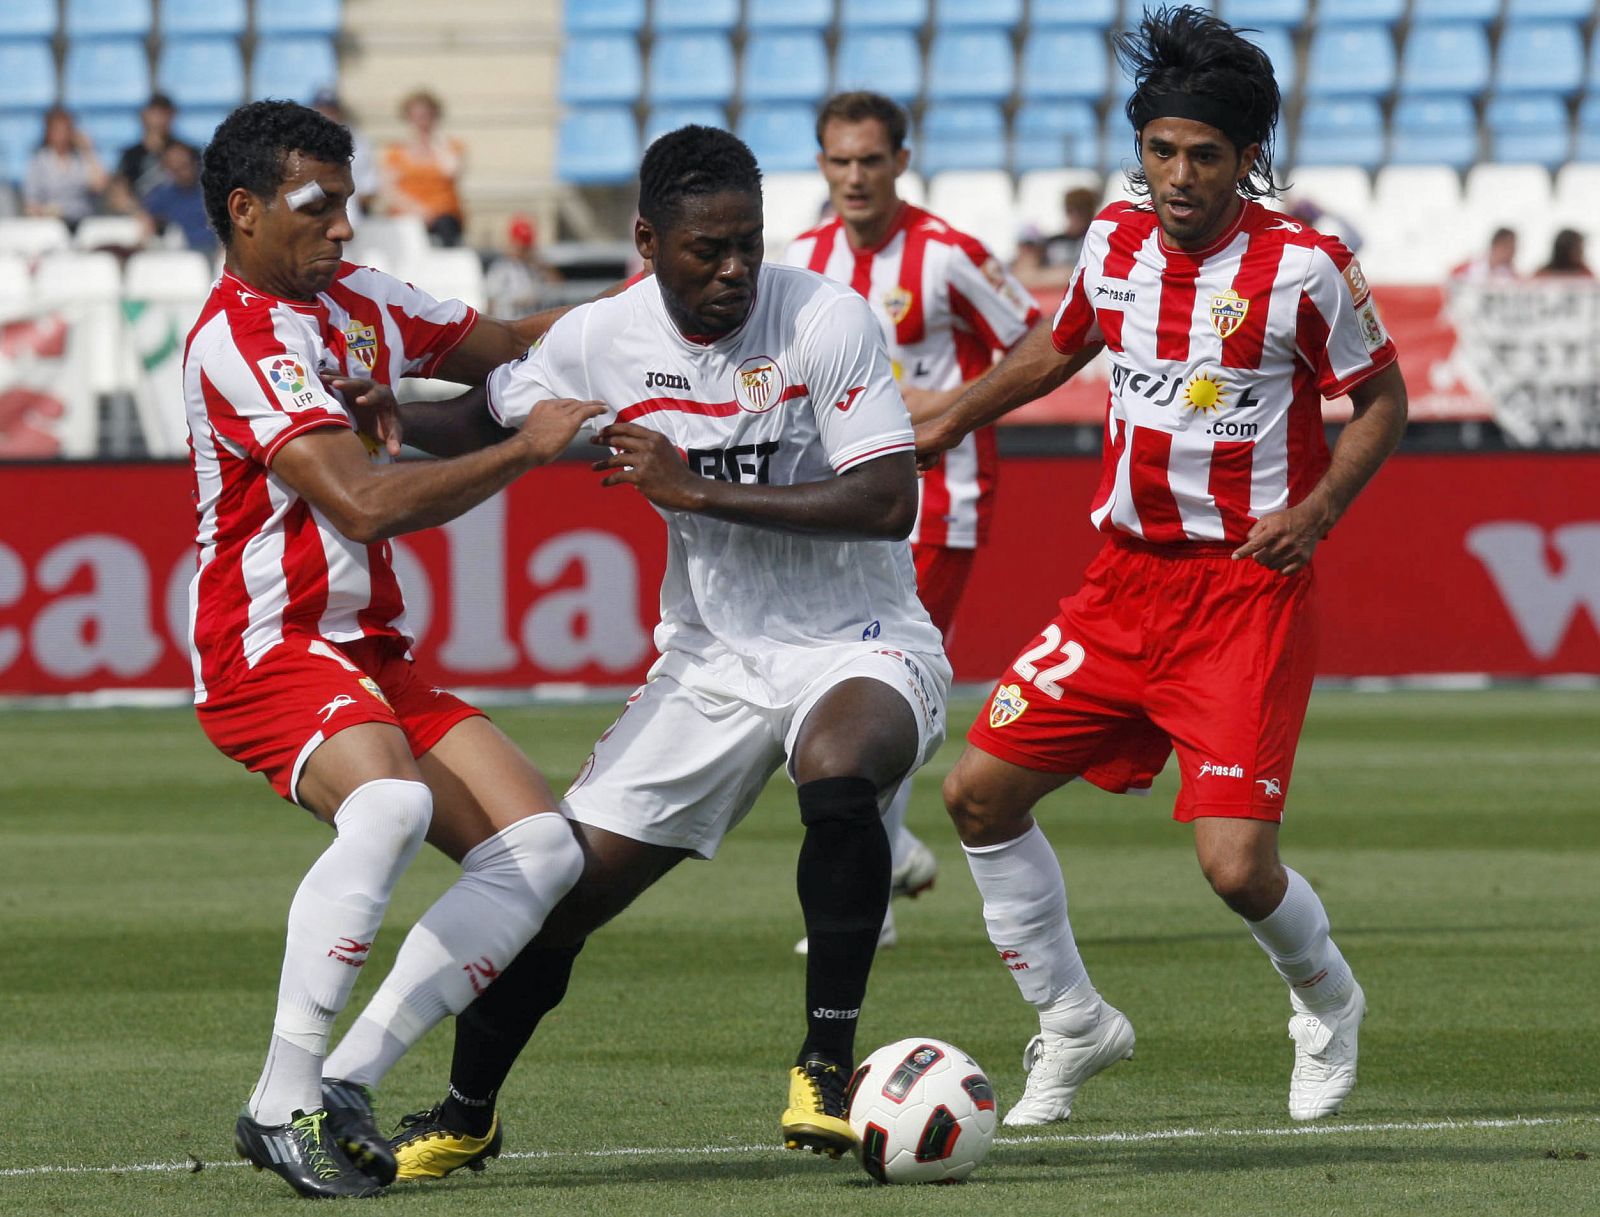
[1245,866,1355,1015]
[248,779,433,1124]
[963,823,1095,1026]
[324,812,584,1088]
[883,780,914,873]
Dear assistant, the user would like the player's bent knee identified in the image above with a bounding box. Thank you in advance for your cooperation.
[333,778,433,872]
[1202,855,1284,918]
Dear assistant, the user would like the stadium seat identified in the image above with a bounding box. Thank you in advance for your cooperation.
[1363,165,1462,283]
[1576,96,1600,161]
[251,37,338,105]
[74,214,148,251]
[1100,112,1142,175]
[412,248,486,311]
[159,39,247,111]
[345,215,429,275]
[1388,95,1479,171]
[1484,94,1571,167]
[0,251,32,306]
[1494,23,1585,98]
[919,103,1006,175]
[745,0,830,28]
[1283,165,1373,242]
[1241,25,1294,97]
[838,0,926,30]
[648,34,736,105]
[0,0,57,38]
[1313,0,1403,24]
[65,0,151,38]
[1463,162,1555,268]
[64,41,150,111]
[1398,23,1492,98]
[1122,0,1213,25]
[173,107,230,148]
[1590,32,1600,93]
[934,0,1021,28]
[0,113,44,187]
[0,216,73,256]
[1013,101,1100,173]
[652,0,738,31]
[559,34,642,105]
[644,104,727,145]
[77,109,142,163]
[760,170,830,249]
[562,0,646,32]
[1015,167,1102,234]
[926,169,1017,260]
[556,106,639,183]
[742,33,829,105]
[1295,98,1385,171]
[1411,0,1497,21]
[1021,29,1109,103]
[160,0,248,36]
[1304,26,1396,100]
[1029,0,1117,24]
[835,31,921,104]
[736,104,818,173]
[926,30,1014,103]
[1553,162,1600,229]
[1217,0,1307,24]
[0,41,56,112]
[35,251,123,398]
[1505,0,1594,17]
[254,0,342,36]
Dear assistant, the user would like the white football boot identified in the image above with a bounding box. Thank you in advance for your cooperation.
[1287,982,1366,1120]
[1003,1001,1136,1126]
[794,906,897,957]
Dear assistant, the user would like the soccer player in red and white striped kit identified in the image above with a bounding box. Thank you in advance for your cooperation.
[786,92,1040,951]
[917,5,1408,1124]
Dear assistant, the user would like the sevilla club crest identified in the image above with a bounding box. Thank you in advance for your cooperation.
[734,355,784,413]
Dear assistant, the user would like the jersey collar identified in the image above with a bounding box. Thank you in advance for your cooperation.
[220,268,330,316]
[1156,198,1254,262]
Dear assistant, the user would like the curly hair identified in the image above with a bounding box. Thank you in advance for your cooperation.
[201,100,354,245]
[1114,4,1281,200]
[638,125,762,228]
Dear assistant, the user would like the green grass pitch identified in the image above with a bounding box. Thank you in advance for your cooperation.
[1,689,1596,1216]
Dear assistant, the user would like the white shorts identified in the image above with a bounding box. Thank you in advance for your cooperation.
[563,643,951,859]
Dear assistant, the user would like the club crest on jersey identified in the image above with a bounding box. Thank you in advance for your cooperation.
[1208,289,1250,339]
[342,322,378,372]
[883,286,914,325]
[989,682,1029,729]
[733,354,784,413]
[258,355,327,412]
[358,676,391,707]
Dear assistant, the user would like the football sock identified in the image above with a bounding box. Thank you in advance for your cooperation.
[963,823,1091,1015]
[323,813,583,1089]
[248,778,433,1125]
[1245,866,1355,1014]
[441,940,585,1136]
[796,776,889,1068]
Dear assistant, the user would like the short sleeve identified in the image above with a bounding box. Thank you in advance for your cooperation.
[1297,240,1397,398]
[358,269,478,378]
[800,290,913,473]
[485,306,608,431]
[196,314,349,467]
[1049,256,1103,355]
[945,242,1041,354]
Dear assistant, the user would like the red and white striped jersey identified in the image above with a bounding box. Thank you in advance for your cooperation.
[1052,199,1397,545]
[786,204,1039,548]
[182,264,476,701]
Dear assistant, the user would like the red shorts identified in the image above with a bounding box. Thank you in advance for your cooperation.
[967,536,1318,823]
[913,543,976,641]
[196,634,483,805]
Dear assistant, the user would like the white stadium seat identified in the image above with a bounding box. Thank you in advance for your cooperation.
[74,214,150,252]
[1363,165,1462,283]
[345,215,430,279]
[31,251,123,454]
[1015,168,1103,238]
[124,249,214,456]
[1463,163,1554,275]
[927,170,1018,262]
[0,216,73,257]
[760,170,830,253]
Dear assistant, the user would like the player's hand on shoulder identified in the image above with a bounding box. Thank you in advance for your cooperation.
[331,377,402,457]
[1232,497,1335,575]
[513,398,606,465]
[593,421,705,511]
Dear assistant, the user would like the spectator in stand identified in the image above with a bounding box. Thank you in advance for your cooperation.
[382,90,465,247]
[485,214,562,319]
[311,90,379,223]
[23,107,107,230]
[1535,228,1593,279]
[1450,227,1519,282]
[141,142,215,254]
[109,94,194,214]
[1011,186,1099,291]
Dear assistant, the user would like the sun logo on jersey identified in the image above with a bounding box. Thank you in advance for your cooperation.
[1208,288,1250,339]
[1184,372,1227,414]
[883,286,914,326]
[734,355,785,413]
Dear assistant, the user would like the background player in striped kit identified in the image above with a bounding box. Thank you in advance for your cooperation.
[786,91,1040,954]
[916,5,1408,1126]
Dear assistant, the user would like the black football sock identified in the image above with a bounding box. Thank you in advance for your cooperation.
[795,776,890,1071]
[438,941,584,1136]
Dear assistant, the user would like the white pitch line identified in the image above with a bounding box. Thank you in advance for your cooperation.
[1,1115,1591,1181]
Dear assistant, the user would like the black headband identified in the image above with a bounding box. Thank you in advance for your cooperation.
[1131,90,1254,149]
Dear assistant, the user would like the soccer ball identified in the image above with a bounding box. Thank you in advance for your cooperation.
[845,1037,997,1184]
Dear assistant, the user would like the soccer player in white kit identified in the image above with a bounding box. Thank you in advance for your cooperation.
[382,125,951,1177]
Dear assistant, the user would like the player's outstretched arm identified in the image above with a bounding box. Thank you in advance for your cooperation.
[391,387,517,458]
[595,422,917,540]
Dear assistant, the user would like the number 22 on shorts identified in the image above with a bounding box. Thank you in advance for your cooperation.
[1012,623,1084,699]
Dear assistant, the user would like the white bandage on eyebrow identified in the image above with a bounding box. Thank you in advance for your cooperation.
[285,180,327,211]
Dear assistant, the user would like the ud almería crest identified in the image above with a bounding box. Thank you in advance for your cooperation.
[1208,288,1249,339]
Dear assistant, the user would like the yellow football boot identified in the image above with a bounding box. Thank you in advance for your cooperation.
[389,1103,503,1180]
[781,1054,856,1159]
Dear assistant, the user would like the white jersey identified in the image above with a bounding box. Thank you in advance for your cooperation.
[488,263,943,705]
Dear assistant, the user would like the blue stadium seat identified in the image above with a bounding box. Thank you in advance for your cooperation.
[65,0,151,38]
[1505,0,1594,17]
[645,104,727,146]
[1100,109,1141,173]
[0,41,56,112]
[557,106,640,183]
[1296,97,1385,171]
[1399,24,1492,97]
[835,31,921,103]
[1122,0,1213,26]
[1485,94,1570,167]
[160,0,248,36]
[1312,0,1403,24]
[0,111,42,184]
[927,30,1014,103]
[1388,95,1478,171]
[648,33,736,104]
[736,104,819,172]
[652,0,738,31]
[173,107,231,148]
[742,33,829,105]
[1575,95,1600,161]
[0,0,57,38]
[562,0,646,31]
[1013,101,1099,173]
[1411,0,1497,21]
[1217,0,1307,24]
[934,0,1021,28]
[1495,22,1585,98]
[559,35,642,105]
[838,0,926,30]
[64,41,150,110]
[1030,0,1116,24]
[254,0,342,36]
[1021,29,1108,103]
[159,39,247,111]
[250,37,338,105]
[1305,26,1396,99]
[1241,26,1294,97]
[78,108,142,161]
[919,103,1006,175]
[746,0,831,29]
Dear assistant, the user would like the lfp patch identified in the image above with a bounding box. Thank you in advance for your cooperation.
[258,355,328,412]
